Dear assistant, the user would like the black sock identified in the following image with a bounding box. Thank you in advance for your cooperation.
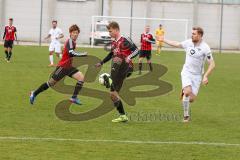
[114,100,125,115]
[72,81,84,98]
[139,63,142,73]
[149,63,153,71]
[5,51,8,59]
[34,82,50,97]
[8,51,12,60]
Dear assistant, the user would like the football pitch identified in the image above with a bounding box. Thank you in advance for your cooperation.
[0,45,239,160]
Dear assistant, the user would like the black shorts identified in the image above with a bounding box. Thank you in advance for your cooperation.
[4,40,14,48]
[110,57,133,92]
[139,50,151,60]
[51,66,79,81]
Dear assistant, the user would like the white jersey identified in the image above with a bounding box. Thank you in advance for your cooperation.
[181,39,213,75]
[49,27,63,43]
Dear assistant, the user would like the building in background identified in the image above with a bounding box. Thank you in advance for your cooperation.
[0,0,240,50]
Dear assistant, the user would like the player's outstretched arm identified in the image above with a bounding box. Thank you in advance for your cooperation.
[202,58,215,85]
[158,36,182,48]
[163,39,182,48]
[95,52,113,67]
[67,39,87,57]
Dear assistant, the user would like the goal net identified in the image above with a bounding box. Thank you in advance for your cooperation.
[90,15,189,48]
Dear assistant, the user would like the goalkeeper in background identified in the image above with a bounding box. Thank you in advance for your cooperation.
[155,24,165,55]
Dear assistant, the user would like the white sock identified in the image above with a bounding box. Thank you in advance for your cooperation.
[49,55,54,64]
[182,95,190,117]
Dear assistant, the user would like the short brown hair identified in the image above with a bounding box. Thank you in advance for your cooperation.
[69,24,80,33]
[193,27,204,36]
[52,20,57,24]
[9,18,13,21]
[107,21,120,30]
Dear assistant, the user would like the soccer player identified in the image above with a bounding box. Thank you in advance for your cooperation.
[159,27,215,122]
[45,20,64,67]
[138,25,155,75]
[30,24,87,105]
[155,24,165,55]
[95,21,139,123]
[2,18,17,62]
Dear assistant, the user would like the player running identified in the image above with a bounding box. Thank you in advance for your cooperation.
[2,18,17,62]
[95,21,139,123]
[45,20,64,67]
[159,27,215,122]
[30,24,87,105]
[138,25,155,75]
[155,24,165,55]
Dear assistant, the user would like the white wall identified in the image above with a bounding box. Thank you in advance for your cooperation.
[1,0,240,49]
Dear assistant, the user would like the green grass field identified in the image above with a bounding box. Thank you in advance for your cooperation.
[0,45,240,160]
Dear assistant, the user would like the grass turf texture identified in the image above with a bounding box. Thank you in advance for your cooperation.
[0,45,240,159]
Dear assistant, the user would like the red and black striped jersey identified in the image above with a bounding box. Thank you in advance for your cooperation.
[101,36,139,68]
[140,33,154,51]
[111,36,138,64]
[3,26,17,41]
[58,38,87,68]
[58,38,75,68]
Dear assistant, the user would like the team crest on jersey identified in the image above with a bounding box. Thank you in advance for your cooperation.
[190,49,195,55]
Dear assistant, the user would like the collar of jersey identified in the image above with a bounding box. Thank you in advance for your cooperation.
[115,35,123,42]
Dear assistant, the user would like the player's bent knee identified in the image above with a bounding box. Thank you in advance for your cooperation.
[183,88,192,97]
[190,95,196,103]
[184,92,190,97]
[72,72,84,81]
[48,79,57,87]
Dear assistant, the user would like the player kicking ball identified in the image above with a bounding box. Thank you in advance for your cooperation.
[30,24,87,105]
[159,27,215,122]
[95,21,139,123]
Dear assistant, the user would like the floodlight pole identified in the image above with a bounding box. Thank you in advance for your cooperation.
[130,0,133,39]
[39,0,43,46]
[219,0,224,53]
[101,0,104,16]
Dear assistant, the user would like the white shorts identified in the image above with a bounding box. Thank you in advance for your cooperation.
[49,41,61,53]
[181,70,202,96]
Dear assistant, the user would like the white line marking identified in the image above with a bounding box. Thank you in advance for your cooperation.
[0,136,239,147]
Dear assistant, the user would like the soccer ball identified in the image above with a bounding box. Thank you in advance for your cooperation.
[99,73,112,86]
